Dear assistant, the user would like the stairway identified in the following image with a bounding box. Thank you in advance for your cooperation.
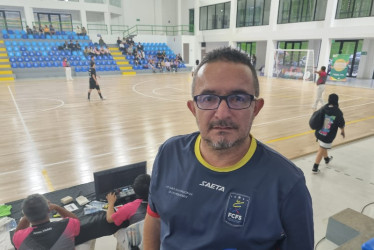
[0,40,15,82]
[108,46,136,76]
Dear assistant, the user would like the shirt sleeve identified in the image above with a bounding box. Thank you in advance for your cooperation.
[111,200,141,226]
[66,217,81,237]
[13,227,33,249]
[279,178,314,250]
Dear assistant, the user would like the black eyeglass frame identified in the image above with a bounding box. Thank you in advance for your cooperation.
[193,93,256,110]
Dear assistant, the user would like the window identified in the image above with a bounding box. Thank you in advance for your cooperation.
[236,0,270,27]
[237,42,257,56]
[336,0,374,18]
[277,41,309,67]
[109,0,121,8]
[199,2,230,30]
[278,0,327,23]
[0,11,23,30]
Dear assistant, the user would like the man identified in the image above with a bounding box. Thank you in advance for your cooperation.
[312,66,327,109]
[106,174,151,226]
[62,57,73,81]
[312,93,345,173]
[144,47,314,250]
[13,194,80,250]
[88,61,104,100]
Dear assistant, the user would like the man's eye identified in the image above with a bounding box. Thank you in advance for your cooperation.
[202,96,215,102]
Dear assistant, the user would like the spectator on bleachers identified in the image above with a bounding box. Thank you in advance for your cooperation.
[136,42,144,52]
[75,41,81,51]
[148,58,156,73]
[49,24,55,35]
[32,25,38,35]
[117,37,122,47]
[100,46,107,55]
[127,44,133,56]
[157,51,163,61]
[58,41,69,51]
[38,25,44,35]
[44,25,50,35]
[176,53,183,63]
[119,42,125,51]
[84,47,90,57]
[68,40,74,52]
[99,36,106,47]
[81,27,87,36]
[62,57,73,81]
[171,59,179,72]
[94,47,101,56]
[26,25,32,35]
[137,49,144,60]
[89,47,96,57]
[164,59,171,72]
[76,26,81,36]
[134,54,141,66]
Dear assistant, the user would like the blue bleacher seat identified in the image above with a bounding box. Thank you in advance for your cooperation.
[31,57,37,62]
[40,62,46,67]
[3,34,9,39]
[8,52,15,57]
[1,29,7,35]
[22,51,28,57]
[11,62,18,68]
[98,66,104,71]
[24,57,30,62]
[38,57,44,61]
[19,62,25,68]
[53,61,60,67]
[33,62,39,67]
[47,61,53,67]
[44,57,50,61]
[9,57,16,62]
[42,51,48,56]
[15,51,21,57]
[40,34,45,39]
[26,62,32,68]
[5,41,11,46]
[9,34,15,39]
[71,61,77,66]
[17,57,23,62]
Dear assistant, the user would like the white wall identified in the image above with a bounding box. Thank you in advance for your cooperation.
[180,0,194,25]
[123,0,156,27]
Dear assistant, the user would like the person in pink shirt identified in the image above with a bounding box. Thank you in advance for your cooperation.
[12,194,80,250]
[106,174,151,226]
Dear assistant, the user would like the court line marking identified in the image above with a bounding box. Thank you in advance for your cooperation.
[265,115,374,144]
[42,169,55,192]
[8,86,32,141]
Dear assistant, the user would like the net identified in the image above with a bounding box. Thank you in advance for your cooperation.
[273,49,315,82]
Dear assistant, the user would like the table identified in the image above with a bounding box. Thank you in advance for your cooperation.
[5,182,128,246]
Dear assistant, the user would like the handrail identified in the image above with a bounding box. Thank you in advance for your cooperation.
[87,23,108,35]
[110,24,129,35]
[32,21,79,32]
[122,24,194,38]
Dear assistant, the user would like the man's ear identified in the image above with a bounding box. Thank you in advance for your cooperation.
[187,100,196,117]
[253,98,264,116]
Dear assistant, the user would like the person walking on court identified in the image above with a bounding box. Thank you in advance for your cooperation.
[312,66,327,109]
[62,57,73,81]
[312,93,345,173]
[88,61,104,101]
[144,47,314,250]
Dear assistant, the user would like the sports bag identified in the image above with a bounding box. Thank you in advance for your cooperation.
[309,108,325,130]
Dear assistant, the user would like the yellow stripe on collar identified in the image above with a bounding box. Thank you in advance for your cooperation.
[194,134,257,172]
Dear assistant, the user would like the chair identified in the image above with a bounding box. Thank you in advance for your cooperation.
[115,220,144,250]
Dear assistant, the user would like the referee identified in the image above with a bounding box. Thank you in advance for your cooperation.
[88,61,104,100]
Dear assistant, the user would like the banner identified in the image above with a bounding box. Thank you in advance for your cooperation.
[329,54,350,81]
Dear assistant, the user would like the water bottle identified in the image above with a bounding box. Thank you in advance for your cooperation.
[5,218,17,231]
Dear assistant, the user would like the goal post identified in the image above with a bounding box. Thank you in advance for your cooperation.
[272,49,315,82]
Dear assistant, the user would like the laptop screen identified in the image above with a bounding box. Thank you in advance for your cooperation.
[93,161,147,200]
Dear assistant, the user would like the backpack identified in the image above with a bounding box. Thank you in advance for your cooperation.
[309,108,325,130]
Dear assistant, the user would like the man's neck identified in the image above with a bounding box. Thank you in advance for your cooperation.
[199,137,252,168]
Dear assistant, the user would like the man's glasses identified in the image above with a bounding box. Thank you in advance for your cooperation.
[194,94,256,110]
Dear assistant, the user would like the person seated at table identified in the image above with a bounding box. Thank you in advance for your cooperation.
[12,193,80,250]
[106,174,151,226]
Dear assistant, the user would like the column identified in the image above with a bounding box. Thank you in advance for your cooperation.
[104,11,111,34]
[80,10,87,32]
[24,6,35,28]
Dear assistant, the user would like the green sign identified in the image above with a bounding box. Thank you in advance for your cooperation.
[329,54,350,81]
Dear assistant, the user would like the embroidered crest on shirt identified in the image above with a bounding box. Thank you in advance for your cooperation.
[224,193,250,227]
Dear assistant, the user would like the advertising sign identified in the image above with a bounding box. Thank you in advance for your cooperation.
[329,54,350,81]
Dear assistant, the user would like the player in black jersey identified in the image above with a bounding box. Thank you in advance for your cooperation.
[88,61,104,100]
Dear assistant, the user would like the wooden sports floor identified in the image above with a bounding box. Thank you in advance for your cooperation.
[1,73,374,204]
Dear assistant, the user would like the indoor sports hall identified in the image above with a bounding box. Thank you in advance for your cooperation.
[0,0,374,249]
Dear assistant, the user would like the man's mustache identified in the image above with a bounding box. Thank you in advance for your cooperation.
[208,120,239,130]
